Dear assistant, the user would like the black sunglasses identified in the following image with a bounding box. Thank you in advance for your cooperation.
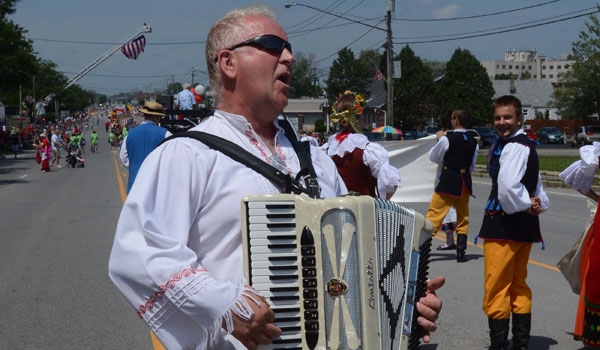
[215,34,292,62]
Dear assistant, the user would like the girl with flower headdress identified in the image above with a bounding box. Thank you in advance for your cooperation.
[322,91,400,199]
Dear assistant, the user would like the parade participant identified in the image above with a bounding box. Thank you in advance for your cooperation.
[426,110,478,262]
[120,101,171,193]
[90,130,99,153]
[108,5,444,349]
[50,129,63,168]
[322,91,400,199]
[478,95,550,350]
[176,83,195,111]
[559,143,600,346]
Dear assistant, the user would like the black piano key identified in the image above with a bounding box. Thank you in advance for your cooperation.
[302,268,316,277]
[304,300,318,309]
[269,256,297,262]
[276,317,301,323]
[266,234,296,240]
[304,311,319,320]
[265,203,295,210]
[306,329,319,350]
[304,321,319,330]
[302,278,317,288]
[270,286,299,293]
[300,226,314,245]
[303,289,318,299]
[301,246,315,256]
[279,326,302,332]
[301,257,316,266]
[269,275,298,281]
[272,307,300,313]
[266,213,295,219]
[272,337,303,345]
[268,265,298,272]
[267,223,296,229]
[271,295,300,301]
[268,243,297,249]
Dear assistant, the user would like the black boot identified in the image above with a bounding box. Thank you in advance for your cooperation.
[512,313,531,350]
[456,234,468,262]
[488,318,510,350]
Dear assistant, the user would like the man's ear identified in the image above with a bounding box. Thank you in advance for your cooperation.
[217,52,237,79]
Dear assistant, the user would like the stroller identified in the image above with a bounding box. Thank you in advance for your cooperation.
[66,149,85,168]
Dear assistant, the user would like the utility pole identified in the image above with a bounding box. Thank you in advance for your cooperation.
[386,1,394,128]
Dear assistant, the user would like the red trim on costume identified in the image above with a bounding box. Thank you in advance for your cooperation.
[137,267,206,317]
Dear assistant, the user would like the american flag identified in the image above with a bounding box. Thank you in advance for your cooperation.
[371,61,384,81]
[121,35,146,60]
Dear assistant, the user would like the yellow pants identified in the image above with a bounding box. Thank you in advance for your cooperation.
[427,185,470,235]
[151,331,165,350]
[483,240,533,319]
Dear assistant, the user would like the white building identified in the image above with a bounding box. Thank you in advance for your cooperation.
[480,49,574,84]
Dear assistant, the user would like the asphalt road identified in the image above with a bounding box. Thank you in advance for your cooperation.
[0,131,591,349]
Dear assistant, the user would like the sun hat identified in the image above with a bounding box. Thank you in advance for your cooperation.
[138,101,166,116]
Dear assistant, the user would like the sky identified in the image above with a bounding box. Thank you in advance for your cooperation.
[10,0,600,96]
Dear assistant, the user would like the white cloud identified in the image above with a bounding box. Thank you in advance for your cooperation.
[432,4,461,19]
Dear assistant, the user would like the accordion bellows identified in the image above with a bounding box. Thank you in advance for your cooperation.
[241,194,433,350]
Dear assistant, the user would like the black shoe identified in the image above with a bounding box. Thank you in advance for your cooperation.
[437,243,456,251]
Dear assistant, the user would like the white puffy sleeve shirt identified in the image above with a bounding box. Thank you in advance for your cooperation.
[497,130,550,214]
[108,111,346,349]
[324,132,400,197]
[559,142,600,193]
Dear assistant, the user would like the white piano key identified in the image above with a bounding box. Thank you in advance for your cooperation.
[249,246,299,254]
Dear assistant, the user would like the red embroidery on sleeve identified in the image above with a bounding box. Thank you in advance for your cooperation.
[137,267,206,317]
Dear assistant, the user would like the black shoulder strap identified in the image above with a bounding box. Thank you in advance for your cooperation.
[158,131,319,197]
[287,138,320,197]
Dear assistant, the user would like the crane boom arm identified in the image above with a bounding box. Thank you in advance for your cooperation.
[64,23,152,89]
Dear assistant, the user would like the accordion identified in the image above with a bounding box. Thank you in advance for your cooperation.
[241,194,433,350]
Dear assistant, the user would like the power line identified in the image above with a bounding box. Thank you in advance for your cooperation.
[395,7,594,40]
[395,8,600,45]
[393,0,562,22]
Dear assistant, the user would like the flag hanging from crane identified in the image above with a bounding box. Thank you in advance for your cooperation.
[121,35,146,59]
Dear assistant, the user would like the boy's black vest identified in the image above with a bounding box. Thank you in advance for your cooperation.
[435,131,478,197]
[478,134,542,242]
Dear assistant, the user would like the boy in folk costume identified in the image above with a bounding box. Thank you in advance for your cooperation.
[478,95,550,350]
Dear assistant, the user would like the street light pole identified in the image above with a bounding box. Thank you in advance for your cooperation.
[284,2,393,125]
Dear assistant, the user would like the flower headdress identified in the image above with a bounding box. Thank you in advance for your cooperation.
[330,90,365,133]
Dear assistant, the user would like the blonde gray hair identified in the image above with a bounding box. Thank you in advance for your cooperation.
[206,4,278,105]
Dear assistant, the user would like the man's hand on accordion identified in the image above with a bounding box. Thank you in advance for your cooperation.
[416,276,446,343]
[229,287,282,349]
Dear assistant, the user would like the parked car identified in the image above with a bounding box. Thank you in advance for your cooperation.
[575,125,600,145]
[446,129,483,148]
[425,126,440,136]
[403,130,427,140]
[363,132,385,141]
[473,126,497,148]
[524,127,537,141]
[536,126,564,144]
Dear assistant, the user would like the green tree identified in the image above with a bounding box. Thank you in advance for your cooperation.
[436,48,495,128]
[394,45,438,130]
[553,7,600,119]
[325,47,371,101]
[0,0,38,104]
[290,52,320,98]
